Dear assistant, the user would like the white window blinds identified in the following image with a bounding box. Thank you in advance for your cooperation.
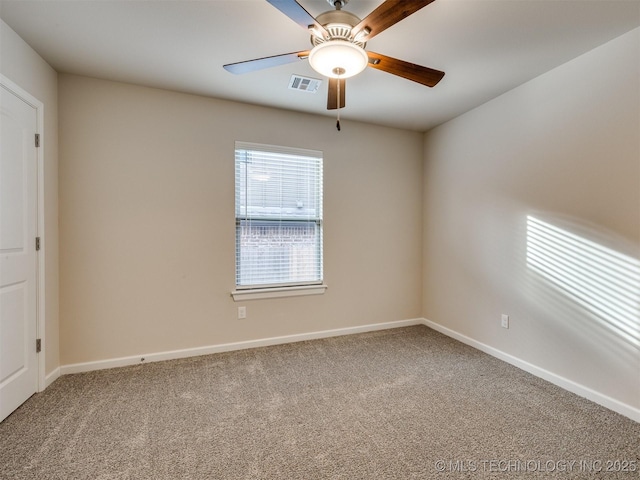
[235,142,323,289]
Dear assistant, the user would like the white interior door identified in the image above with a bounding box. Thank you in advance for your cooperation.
[0,83,38,423]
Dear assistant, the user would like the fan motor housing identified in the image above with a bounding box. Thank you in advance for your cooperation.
[312,10,365,48]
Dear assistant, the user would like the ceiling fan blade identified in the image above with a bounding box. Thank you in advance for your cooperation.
[266,0,328,38]
[327,78,346,110]
[352,0,436,41]
[224,51,310,75]
[367,52,445,87]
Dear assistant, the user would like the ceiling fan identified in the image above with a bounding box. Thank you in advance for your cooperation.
[223,0,445,125]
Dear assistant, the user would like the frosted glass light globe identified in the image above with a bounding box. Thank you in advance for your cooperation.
[308,40,368,78]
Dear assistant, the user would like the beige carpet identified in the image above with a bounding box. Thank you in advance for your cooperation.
[1,325,638,479]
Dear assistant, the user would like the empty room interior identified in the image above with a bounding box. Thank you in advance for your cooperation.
[1,0,639,478]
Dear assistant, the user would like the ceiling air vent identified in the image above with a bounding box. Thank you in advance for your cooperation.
[288,75,321,93]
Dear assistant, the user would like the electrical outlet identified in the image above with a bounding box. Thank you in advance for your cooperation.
[501,314,509,329]
[238,306,247,319]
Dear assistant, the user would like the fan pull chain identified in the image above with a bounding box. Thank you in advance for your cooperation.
[336,77,341,131]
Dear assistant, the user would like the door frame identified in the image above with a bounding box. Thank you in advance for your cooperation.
[1,73,46,392]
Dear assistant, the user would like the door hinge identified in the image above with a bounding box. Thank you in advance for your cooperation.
[36,339,42,353]
[35,133,40,148]
[35,237,41,251]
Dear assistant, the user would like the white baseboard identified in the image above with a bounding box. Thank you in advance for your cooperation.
[60,318,424,376]
[421,318,640,424]
[43,367,60,390]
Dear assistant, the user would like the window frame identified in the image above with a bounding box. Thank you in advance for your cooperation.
[231,142,327,301]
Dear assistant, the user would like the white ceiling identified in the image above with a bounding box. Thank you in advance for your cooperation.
[1,0,639,131]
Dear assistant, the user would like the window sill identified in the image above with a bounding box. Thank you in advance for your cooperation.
[231,284,328,301]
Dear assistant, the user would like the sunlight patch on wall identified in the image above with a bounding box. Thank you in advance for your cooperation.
[526,216,640,347]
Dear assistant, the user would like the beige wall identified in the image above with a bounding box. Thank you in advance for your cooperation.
[58,74,424,365]
[423,28,640,410]
[0,19,60,378]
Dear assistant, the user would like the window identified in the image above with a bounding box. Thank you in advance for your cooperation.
[233,142,325,300]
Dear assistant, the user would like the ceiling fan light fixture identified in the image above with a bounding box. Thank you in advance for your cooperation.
[308,40,368,78]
